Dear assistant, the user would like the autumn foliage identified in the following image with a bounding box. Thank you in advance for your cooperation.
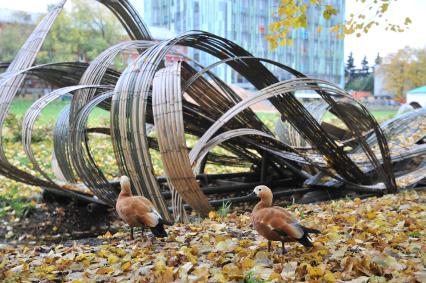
[1,190,426,282]
[267,0,412,48]
[379,47,426,101]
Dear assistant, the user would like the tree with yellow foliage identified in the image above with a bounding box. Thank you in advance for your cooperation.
[267,0,412,49]
[378,47,426,102]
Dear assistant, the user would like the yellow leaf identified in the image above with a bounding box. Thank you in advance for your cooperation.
[316,26,322,33]
[238,239,252,247]
[97,249,109,258]
[323,271,337,282]
[212,272,227,283]
[336,33,345,39]
[121,261,131,271]
[380,3,389,13]
[348,215,357,223]
[298,15,308,28]
[108,255,119,264]
[207,252,217,260]
[208,211,217,219]
[269,272,281,281]
[241,258,255,270]
[367,211,376,220]
[279,38,287,46]
[328,225,340,233]
[215,235,226,242]
[112,247,127,257]
[154,261,166,272]
[307,266,324,277]
[44,265,56,273]
[404,17,412,25]
[96,267,113,275]
[269,22,281,32]
[222,263,243,279]
[330,25,340,33]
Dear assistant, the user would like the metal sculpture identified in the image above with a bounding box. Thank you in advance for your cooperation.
[0,0,424,222]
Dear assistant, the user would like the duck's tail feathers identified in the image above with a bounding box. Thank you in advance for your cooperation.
[302,226,321,234]
[298,226,320,248]
[149,218,168,238]
[297,234,314,247]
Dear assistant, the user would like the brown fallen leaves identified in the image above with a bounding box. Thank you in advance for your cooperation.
[1,190,425,282]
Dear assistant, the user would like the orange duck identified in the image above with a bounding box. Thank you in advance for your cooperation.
[116,176,169,239]
[250,185,320,255]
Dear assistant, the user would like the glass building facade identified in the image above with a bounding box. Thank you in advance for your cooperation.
[138,0,345,88]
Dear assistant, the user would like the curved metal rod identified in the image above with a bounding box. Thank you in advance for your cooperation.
[110,30,301,218]
[21,85,113,185]
[72,91,118,204]
[70,40,154,122]
[0,2,66,187]
[182,55,307,93]
[193,128,277,171]
[189,77,395,190]
[53,106,78,182]
[152,63,210,220]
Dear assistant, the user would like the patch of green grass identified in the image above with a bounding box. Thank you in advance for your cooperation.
[409,231,421,238]
[0,194,35,218]
[244,271,265,283]
[217,201,232,218]
[323,110,396,124]
[10,98,397,127]
[9,98,110,126]
[9,99,68,125]
[255,112,279,122]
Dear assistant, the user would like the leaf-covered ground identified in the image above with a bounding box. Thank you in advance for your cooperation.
[1,190,425,283]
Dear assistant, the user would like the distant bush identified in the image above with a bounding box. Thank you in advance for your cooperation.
[4,113,50,143]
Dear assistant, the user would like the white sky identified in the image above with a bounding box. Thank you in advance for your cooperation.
[344,0,426,67]
[0,0,58,13]
[0,0,425,68]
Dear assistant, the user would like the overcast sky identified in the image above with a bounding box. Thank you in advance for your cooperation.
[0,0,425,67]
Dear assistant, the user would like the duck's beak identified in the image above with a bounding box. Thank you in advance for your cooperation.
[246,191,256,198]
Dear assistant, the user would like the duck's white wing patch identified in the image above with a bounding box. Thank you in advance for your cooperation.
[145,212,160,227]
[151,208,162,220]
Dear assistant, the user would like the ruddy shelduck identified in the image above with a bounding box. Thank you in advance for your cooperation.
[250,185,320,255]
[116,176,168,239]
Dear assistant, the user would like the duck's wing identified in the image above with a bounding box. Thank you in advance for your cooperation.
[136,211,159,227]
[129,197,161,227]
[133,196,155,209]
[271,206,298,222]
[256,208,304,240]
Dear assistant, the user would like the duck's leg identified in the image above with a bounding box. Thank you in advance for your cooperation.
[130,227,134,240]
[281,241,286,255]
[268,241,272,252]
[140,226,145,238]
